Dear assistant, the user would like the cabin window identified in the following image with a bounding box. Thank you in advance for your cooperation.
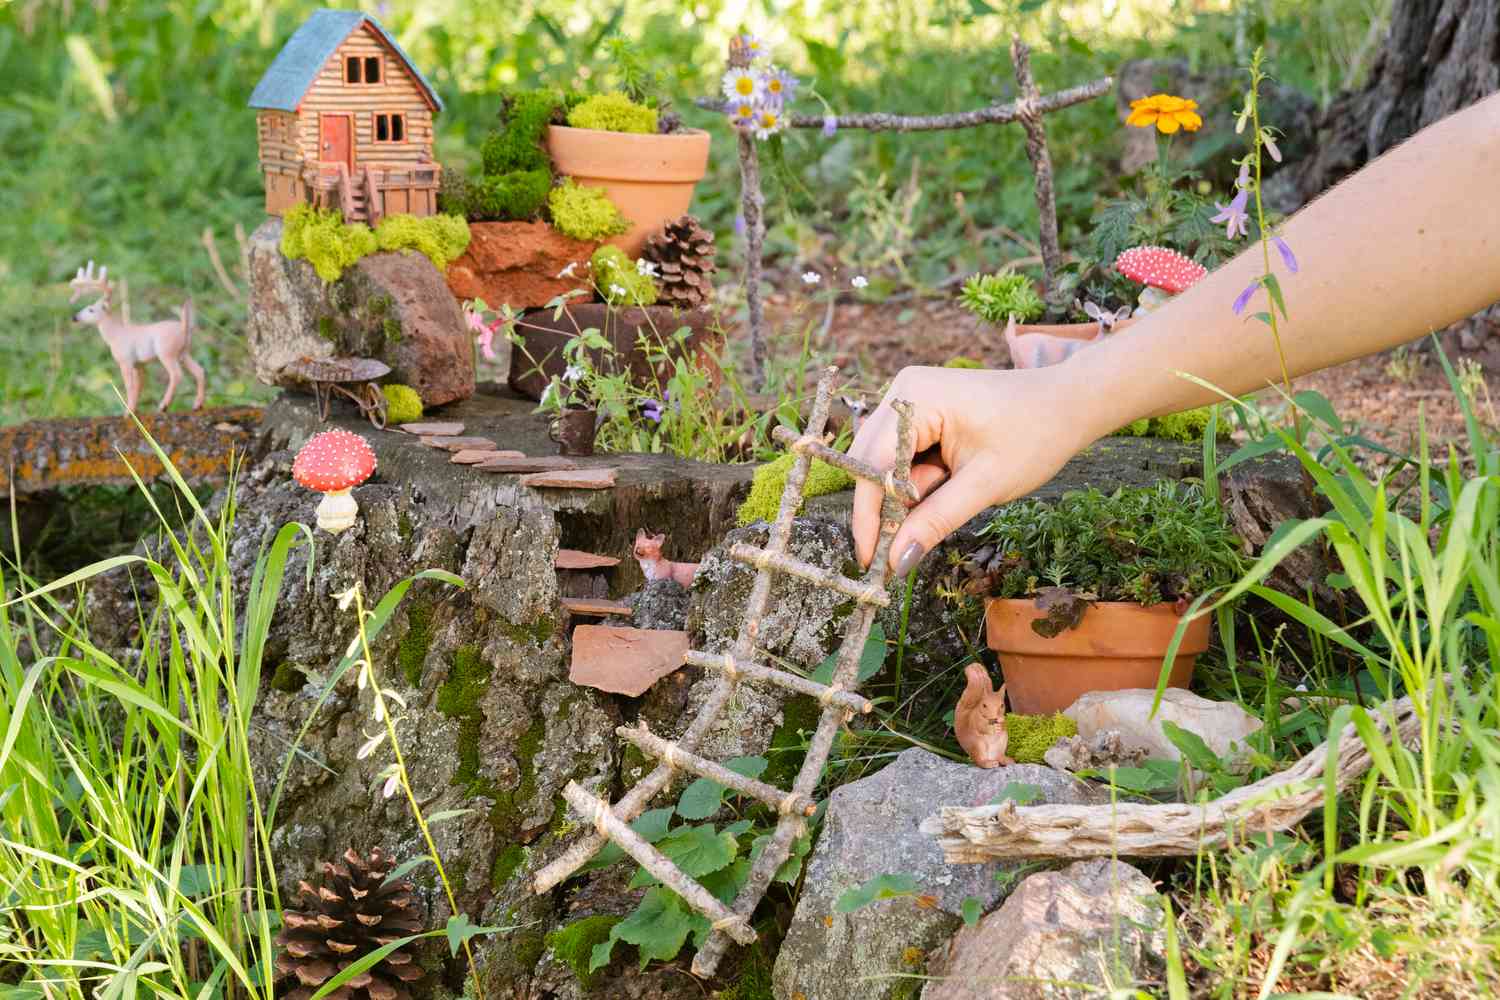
[374,112,406,143]
[345,55,382,84]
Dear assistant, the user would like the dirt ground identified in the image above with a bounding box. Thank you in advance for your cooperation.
[755,284,1500,459]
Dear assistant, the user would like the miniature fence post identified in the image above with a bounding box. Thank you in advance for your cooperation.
[1009,36,1063,299]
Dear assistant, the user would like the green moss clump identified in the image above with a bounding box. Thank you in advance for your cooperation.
[438,646,494,793]
[282,204,378,283]
[397,604,433,686]
[1110,405,1227,443]
[566,91,657,134]
[491,844,526,888]
[737,453,854,527]
[1005,712,1078,764]
[383,317,402,342]
[591,245,657,306]
[474,169,551,223]
[545,916,621,989]
[374,213,471,271]
[270,663,305,693]
[316,315,337,341]
[762,694,818,790]
[943,356,984,369]
[548,178,630,242]
[497,615,556,646]
[483,89,562,174]
[958,268,1044,325]
[382,384,424,426]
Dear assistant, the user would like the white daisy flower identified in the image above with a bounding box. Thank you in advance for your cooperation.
[753,106,784,140]
[802,271,821,285]
[722,68,763,103]
[728,100,757,127]
[852,275,869,289]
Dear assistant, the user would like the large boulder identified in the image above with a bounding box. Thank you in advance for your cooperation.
[921,859,1165,999]
[246,218,475,406]
[772,749,1107,1000]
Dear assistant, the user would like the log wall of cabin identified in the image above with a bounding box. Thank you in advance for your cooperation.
[257,110,305,215]
[294,22,435,170]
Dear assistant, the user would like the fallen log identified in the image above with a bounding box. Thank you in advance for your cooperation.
[922,692,1422,861]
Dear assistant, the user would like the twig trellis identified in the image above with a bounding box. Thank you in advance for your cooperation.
[535,367,917,977]
[703,36,1114,388]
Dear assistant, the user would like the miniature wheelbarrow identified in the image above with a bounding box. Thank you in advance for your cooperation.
[282,356,392,429]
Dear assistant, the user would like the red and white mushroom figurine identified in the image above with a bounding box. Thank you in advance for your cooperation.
[292,429,377,534]
[1114,245,1208,316]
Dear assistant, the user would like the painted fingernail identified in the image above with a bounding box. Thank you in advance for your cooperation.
[894,542,926,577]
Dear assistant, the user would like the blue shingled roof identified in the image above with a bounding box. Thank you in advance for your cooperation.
[248,9,443,113]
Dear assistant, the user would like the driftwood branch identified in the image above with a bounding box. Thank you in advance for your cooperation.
[738,131,769,390]
[694,75,1112,133]
[921,693,1423,861]
[1009,37,1063,296]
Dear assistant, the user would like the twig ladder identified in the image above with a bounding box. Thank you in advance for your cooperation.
[535,366,917,977]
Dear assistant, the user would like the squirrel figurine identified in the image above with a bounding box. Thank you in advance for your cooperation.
[955,662,1014,768]
[633,529,699,588]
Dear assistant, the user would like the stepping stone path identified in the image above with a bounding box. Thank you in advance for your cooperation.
[421,435,501,451]
[475,456,579,473]
[521,468,617,489]
[451,449,525,464]
[396,421,465,436]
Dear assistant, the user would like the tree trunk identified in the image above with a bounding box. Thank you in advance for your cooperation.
[1284,0,1499,206]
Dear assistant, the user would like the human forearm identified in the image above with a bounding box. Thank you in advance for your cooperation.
[1062,89,1500,440]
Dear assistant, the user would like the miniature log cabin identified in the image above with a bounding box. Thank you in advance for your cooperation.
[249,9,443,224]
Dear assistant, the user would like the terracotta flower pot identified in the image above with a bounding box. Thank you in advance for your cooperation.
[546,125,711,256]
[1005,317,1139,369]
[984,598,1210,715]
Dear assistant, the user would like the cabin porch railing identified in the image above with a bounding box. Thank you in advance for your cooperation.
[303,161,440,223]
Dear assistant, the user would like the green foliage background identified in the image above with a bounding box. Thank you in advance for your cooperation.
[0,0,1387,422]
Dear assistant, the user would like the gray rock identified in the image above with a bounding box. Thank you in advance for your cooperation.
[246,217,475,406]
[1064,688,1263,774]
[772,749,1107,1000]
[627,578,691,630]
[921,859,1164,1000]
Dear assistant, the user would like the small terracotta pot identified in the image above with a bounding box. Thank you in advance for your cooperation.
[1004,317,1138,370]
[984,598,1210,715]
[550,407,598,457]
[546,125,711,256]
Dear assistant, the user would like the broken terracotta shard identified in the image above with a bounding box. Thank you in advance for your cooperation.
[570,625,690,697]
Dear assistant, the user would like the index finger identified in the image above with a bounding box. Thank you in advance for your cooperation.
[848,402,898,568]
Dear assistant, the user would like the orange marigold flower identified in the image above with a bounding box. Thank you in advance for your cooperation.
[1126,93,1203,134]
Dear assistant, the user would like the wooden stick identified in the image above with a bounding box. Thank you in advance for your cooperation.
[692,399,916,978]
[771,425,920,503]
[695,76,1112,133]
[921,694,1424,861]
[684,649,873,715]
[738,129,769,391]
[729,544,891,608]
[616,724,817,817]
[560,782,757,945]
[1010,37,1064,297]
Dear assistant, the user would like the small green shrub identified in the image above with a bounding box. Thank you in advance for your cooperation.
[959,269,1044,325]
[566,91,658,134]
[1005,713,1077,763]
[381,383,423,424]
[281,204,377,282]
[374,213,471,271]
[482,89,562,174]
[960,482,1244,606]
[474,169,551,222]
[437,165,475,217]
[549,178,630,241]
[737,453,853,526]
[591,245,657,306]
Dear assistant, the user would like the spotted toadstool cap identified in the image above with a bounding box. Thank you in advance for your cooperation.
[1114,246,1208,295]
[292,429,377,493]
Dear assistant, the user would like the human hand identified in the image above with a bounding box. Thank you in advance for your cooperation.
[848,365,1090,574]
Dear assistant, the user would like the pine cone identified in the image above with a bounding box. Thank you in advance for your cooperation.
[275,847,424,1000]
[641,214,717,310]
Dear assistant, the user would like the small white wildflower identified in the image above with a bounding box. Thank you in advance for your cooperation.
[557,262,578,279]
[801,271,821,285]
[636,258,658,277]
[722,67,764,103]
[752,106,784,140]
[373,694,386,723]
[335,585,358,611]
[357,732,386,760]
[609,283,629,299]
[563,364,585,383]
[382,772,401,799]
[356,659,370,691]
[851,275,869,289]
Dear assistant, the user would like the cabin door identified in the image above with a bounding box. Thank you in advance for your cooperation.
[319,114,353,171]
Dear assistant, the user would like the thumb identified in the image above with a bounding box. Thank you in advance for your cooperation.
[887,458,998,577]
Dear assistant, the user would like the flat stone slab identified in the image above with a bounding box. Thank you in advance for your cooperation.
[452,449,525,464]
[570,625,689,696]
[556,549,622,570]
[475,456,580,473]
[560,597,633,617]
[421,435,497,451]
[521,468,617,489]
[397,421,465,436]
[0,406,263,495]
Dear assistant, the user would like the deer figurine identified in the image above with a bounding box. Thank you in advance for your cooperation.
[70,261,206,413]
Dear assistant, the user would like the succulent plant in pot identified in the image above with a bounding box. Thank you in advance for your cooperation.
[951,483,1244,714]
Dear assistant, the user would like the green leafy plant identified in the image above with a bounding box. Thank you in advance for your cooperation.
[955,482,1244,608]
[567,91,658,134]
[591,244,658,305]
[548,178,631,241]
[958,268,1044,325]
